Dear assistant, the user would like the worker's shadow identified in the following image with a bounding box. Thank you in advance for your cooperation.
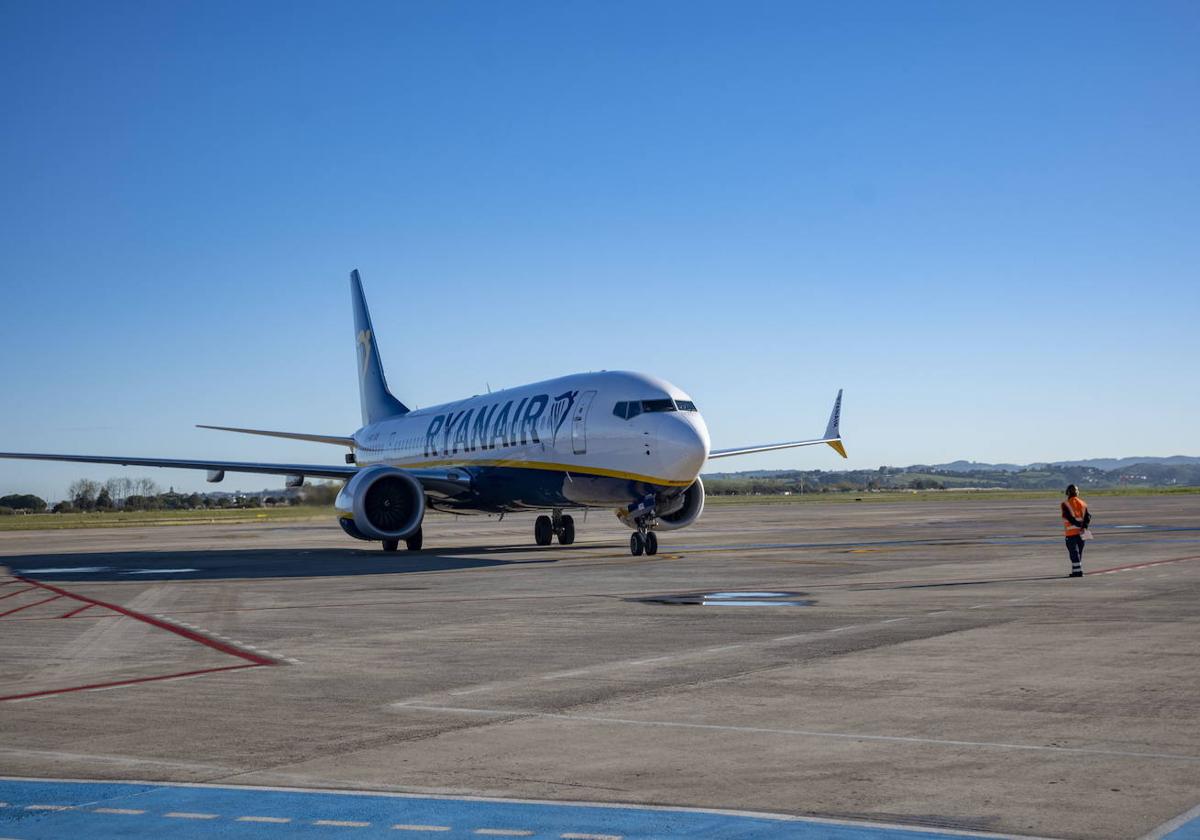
[4,545,565,582]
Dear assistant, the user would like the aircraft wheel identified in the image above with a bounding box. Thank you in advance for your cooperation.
[630,532,644,556]
[645,530,658,556]
[558,515,575,545]
[405,527,423,551]
[534,515,554,546]
[381,538,400,553]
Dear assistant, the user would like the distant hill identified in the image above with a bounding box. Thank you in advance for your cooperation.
[703,456,1200,494]
[911,456,1200,473]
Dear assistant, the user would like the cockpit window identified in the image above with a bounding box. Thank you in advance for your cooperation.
[641,398,676,412]
[676,400,697,411]
[626,401,642,418]
[613,401,627,419]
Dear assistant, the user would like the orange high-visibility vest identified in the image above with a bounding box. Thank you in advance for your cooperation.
[1062,497,1088,536]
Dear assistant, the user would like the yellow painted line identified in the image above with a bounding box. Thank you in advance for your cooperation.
[238,815,292,823]
[393,826,452,832]
[93,807,145,815]
[315,819,372,827]
[369,457,692,488]
[165,812,220,819]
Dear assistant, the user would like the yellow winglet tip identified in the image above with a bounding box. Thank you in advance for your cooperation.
[827,439,847,459]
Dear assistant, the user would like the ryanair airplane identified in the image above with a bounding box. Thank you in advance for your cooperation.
[0,271,846,556]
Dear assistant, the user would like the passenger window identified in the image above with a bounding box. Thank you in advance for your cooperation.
[613,401,627,419]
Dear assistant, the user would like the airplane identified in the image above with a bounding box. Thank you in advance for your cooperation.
[0,271,846,556]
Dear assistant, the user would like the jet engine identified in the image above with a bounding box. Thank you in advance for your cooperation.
[654,477,705,531]
[618,477,706,532]
[335,465,425,542]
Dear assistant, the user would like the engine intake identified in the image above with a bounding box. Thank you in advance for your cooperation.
[335,465,426,541]
[655,477,705,531]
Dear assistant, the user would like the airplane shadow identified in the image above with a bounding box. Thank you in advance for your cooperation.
[3,546,562,582]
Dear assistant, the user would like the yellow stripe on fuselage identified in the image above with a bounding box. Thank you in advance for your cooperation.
[358,456,693,488]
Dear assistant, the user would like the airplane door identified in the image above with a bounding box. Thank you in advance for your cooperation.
[571,390,597,455]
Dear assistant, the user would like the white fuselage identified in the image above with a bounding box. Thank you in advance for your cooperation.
[352,371,710,510]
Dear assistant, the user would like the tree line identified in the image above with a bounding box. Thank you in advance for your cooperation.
[0,477,344,515]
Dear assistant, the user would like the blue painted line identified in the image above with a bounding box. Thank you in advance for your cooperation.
[1162,808,1200,840]
[0,779,1010,839]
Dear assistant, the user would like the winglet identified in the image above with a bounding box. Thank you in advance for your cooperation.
[823,389,847,458]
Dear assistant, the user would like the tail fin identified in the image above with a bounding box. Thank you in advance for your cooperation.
[350,269,409,425]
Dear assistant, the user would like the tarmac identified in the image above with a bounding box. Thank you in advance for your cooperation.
[1,495,1198,839]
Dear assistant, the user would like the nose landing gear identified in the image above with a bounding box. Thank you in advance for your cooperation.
[629,527,658,556]
[624,494,661,556]
[535,510,576,546]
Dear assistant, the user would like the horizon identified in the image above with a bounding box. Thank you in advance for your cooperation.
[3,2,1198,500]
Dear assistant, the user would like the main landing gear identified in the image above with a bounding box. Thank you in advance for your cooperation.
[535,510,575,546]
[381,527,423,552]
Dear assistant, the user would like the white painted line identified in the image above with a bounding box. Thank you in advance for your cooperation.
[25,804,73,810]
[450,686,495,696]
[705,644,744,652]
[93,807,145,814]
[0,777,1055,839]
[562,833,623,840]
[882,617,909,623]
[625,655,676,665]
[926,611,951,616]
[238,815,292,823]
[475,831,534,837]
[392,704,1200,763]
[1139,801,1200,840]
[165,812,220,819]
[393,826,451,832]
[315,819,372,827]
[968,604,989,609]
[826,626,854,632]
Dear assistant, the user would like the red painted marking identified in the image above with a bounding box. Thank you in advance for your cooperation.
[0,594,62,618]
[15,577,278,666]
[0,579,21,587]
[1087,555,1200,575]
[0,586,38,601]
[59,603,97,619]
[0,663,261,702]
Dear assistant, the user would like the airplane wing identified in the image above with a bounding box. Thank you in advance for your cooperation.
[0,452,357,480]
[0,452,476,499]
[708,389,846,460]
[196,425,355,447]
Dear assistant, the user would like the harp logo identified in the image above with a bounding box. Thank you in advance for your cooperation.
[357,330,373,381]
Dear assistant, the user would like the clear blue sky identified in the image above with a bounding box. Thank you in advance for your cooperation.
[2,1,1198,500]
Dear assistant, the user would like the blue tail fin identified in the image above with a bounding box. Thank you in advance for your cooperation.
[350,270,409,425]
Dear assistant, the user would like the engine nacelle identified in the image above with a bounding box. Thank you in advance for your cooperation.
[654,477,705,531]
[335,465,426,542]
[617,478,705,532]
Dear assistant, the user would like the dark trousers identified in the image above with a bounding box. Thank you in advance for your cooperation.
[1065,534,1085,571]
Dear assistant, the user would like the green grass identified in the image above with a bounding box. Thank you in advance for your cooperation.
[0,505,333,531]
[2,486,1195,530]
[705,486,1200,505]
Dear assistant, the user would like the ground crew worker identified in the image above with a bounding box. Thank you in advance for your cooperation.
[1061,484,1092,577]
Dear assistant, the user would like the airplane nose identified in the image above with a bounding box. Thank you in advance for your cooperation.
[660,413,710,482]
